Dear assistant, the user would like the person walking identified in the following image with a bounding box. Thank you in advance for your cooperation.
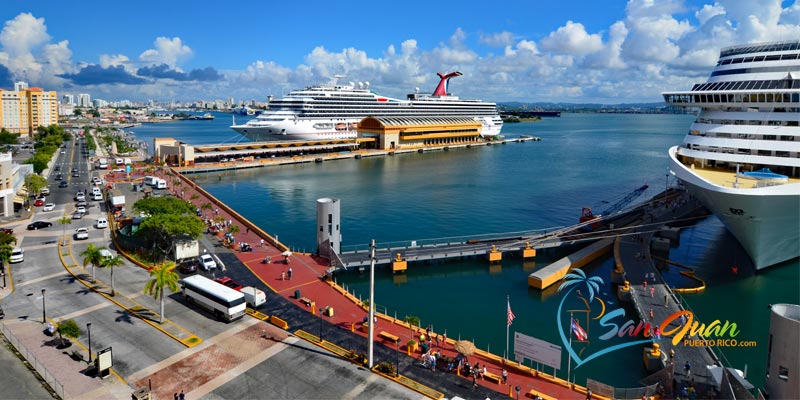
[684,361,692,376]
[664,294,669,306]
[649,309,654,320]
[287,267,293,280]
[502,369,508,384]
[260,238,265,247]
[650,287,655,297]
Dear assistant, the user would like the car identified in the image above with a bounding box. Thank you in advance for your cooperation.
[71,168,78,173]
[213,276,243,291]
[10,247,24,263]
[0,228,13,234]
[75,194,85,202]
[33,199,45,207]
[72,171,79,177]
[71,212,83,220]
[43,203,55,211]
[27,221,53,230]
[54,173,63,180]
[96,217,108,229]
[60,151,65,154]
[199,254,217,270]
[76,206,86,214]
[54,165,61,171]
[76,200,88,207]
[41,187,50,195]
[59,181,68,188]
[178,258,200,274]
[74,227,89,240]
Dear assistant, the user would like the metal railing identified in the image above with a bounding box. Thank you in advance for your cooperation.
[0,323,65,399]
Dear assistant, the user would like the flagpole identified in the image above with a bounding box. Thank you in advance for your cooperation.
[505,295,510,362]
[567,311,573,383]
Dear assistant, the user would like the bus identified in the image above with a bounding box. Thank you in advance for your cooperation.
[180,275,246,322]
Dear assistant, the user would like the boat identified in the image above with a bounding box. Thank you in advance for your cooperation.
[230,71,503,141]
[662,39,800,270]
[186,113,215,120]
[233,106,257,116]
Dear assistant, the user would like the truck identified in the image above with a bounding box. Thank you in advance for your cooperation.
[240,286,266,309]
[110,189,125,210]
[155,178,167,189]
[174,239,200,262]
[144,176,157,186]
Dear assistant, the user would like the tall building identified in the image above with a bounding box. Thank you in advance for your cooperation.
[0,81,58,136]
[62,94,75,105]
[78,93,91,107]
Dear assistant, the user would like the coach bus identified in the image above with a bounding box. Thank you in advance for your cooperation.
[181,275,246,322]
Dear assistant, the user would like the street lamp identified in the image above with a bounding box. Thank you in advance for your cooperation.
[395,338,401,377]
[318,308,324,343]
[87,322,92,364]
[41,288,46,323]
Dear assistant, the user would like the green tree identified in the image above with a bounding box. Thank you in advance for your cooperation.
[144,262,180,323]
[189,193,199,202]
[0,232,17,269]
[80,244,106,282]
[404,315,420,340]
[136,214,204,263]
[100,255,125,296]
[133,196,194,216]
[24,174,49,197]
[0,128,19,145]
[56,319,81,348]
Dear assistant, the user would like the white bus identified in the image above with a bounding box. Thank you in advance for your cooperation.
[181,275,246,322]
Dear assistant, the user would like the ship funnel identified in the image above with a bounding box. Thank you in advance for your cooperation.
[365,81,370,89]
[358,82,363,89]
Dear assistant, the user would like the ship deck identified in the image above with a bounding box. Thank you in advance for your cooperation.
[685,164,800,189]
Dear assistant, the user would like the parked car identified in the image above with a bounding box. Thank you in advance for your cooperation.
[43,203,55,211]
[178,258,200,274]
[199,254,217,270]
[75,227,89,240]
[27,221,53,230]
[10,247,24,263]
[213,276,243,291]
[41,187,50,195]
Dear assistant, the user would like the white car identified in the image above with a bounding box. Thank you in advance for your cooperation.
[10,247,24,263]
[75,227,89,240]
[96,217,108,229]
[200,254,217,270]
[43,203,56,211]
[76,206,86,214]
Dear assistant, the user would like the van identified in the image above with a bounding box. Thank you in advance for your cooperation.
[99,249,113,260]
[240,286,266,308]
[155,179,167,189]
[92,187,101,195]
[144,176,157,186]
[93,192,103,201]
[96,217,108,229]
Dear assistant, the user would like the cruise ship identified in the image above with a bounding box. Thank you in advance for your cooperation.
[230,71,503,141]
[663,40,800,270]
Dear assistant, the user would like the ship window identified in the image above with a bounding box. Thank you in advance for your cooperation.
[765,54,781,61]
[754,55,765,62]
[731,57,744,64]
[721,59,732,65]
[745,81,757,90]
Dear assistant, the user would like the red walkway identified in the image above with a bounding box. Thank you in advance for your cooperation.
[134,167,598,400]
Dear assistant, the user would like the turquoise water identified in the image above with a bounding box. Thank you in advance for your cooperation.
[132,112,799,389]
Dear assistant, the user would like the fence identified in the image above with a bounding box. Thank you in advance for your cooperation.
[0,323,65,399]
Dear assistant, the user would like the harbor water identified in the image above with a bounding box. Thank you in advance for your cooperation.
[131,112,799,389]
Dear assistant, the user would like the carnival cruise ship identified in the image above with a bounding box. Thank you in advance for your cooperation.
[230,72,503,141]
[663,40,800,270]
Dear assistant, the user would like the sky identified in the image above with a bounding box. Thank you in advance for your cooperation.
[0,0,798,104]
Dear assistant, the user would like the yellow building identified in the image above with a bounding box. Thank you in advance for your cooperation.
[0,82,59,136]
[357,116,482,150]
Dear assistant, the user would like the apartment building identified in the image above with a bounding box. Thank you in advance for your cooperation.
[0,81,59,136]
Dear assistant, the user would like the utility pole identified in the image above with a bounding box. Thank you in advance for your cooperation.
[368,239,376,368]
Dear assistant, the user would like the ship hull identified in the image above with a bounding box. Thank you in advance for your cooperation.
[668,147,800,269]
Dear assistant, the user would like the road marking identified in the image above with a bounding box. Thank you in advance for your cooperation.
[126,317,260,382]
[51,292,146,322]
[342,373,380,400]
[187,336,298,399]
[14,270,70,287]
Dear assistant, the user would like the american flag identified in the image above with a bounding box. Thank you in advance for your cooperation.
[507,299,516,327]
[571,318,588,341]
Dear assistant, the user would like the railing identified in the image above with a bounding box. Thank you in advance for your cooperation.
[0,323,65,399]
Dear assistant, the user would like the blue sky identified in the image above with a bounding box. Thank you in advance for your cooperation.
[1,0,798,104]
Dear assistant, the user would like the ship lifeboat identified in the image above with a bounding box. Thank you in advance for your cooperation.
[335,123,347,130]
[348,122,359,130]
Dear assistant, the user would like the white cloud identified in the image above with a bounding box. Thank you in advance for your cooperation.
[539,21,604,55]
[138,37,193,68]
[0,13,50,56]
[479,31,516,48]
[696,3,726,24]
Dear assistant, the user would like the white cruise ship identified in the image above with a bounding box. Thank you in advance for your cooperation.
[230,71,503,141]
[663,40,800,270]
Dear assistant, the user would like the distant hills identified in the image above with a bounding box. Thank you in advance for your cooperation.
[498,102,690,114]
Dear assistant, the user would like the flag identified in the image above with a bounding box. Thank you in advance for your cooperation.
[507,299,516,327]
[571,318,588,341]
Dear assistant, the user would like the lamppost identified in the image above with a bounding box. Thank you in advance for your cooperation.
[395,338,401,377]
[41,288,46,323]
[87,322,92,364]
[318,308,324,343]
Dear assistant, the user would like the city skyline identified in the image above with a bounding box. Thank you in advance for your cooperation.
[1,0,798,104]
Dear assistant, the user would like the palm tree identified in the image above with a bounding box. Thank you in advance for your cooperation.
[57,216,72,245]
[227,224,241,248]
[80,244,106,282]
[404,315,420,339]
[144,262,180,323]
[100,255,125,296]
[190,193,199,202]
